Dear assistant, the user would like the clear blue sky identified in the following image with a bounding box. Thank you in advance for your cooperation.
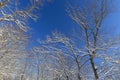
[30,0,76,39]
[27,0,120,47]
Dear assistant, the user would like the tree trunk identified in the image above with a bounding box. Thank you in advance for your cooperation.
[75,57,82,80]
[90,56,99,80]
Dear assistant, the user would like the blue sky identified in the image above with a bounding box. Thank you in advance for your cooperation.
[104,0,120,35]
[27,0,120,47]
[29,0,77,40]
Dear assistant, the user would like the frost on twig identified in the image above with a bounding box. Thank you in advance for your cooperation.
[0,25,28,78]
[0,0,40,32]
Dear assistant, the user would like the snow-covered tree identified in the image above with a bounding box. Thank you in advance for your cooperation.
[67,0,120,79]
[30,0,120,80]
[0,0,40,31]
[0,25,28,79]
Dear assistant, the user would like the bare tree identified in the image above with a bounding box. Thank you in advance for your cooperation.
[32,32,88,80]
[0,25,28,79]
[67,0,120,80]
[0,0,40,32]
[6,0,119,80]
[32,30,120,80]
[0,0,54,80]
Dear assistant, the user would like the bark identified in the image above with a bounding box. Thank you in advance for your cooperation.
[90,55,98,80]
